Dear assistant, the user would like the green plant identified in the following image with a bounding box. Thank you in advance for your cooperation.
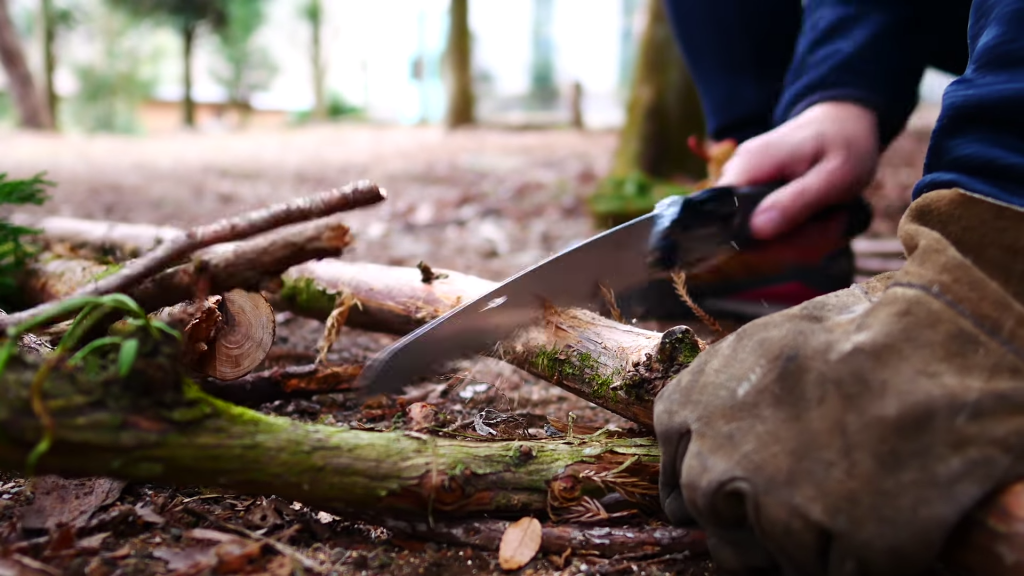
[0,293,180,476]
[0,173,52,305]
[587,172,693,228]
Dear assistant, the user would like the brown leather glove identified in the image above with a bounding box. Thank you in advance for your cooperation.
[655,188,1024,575]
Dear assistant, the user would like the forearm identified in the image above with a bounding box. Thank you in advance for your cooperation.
[774,0,932,149]
[662,0,803,143]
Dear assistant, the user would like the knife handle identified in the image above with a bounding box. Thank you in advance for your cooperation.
[649,181,874,272]
[730,181,873,248]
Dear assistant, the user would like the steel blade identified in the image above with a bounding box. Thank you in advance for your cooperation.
[355,212,658,394]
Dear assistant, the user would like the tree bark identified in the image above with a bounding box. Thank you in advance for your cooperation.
[182,21,196,128]
[610,0,705,182]
[443,0,474,128]
[0,0,52,129]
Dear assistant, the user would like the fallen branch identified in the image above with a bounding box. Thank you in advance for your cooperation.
[1,180,385,331]
[200,363,361,406]
[11,214,185,258]
[380,517,707,558]
[277,260,496,334]
[277,260,700,429]
[0,347,665,523]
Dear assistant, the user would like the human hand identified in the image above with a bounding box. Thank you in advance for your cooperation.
[717,101,881,240]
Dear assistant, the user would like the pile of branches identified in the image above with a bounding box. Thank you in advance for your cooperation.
[0,178,1018,575]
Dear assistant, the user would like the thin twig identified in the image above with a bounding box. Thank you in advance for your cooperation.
[670,271,724,339]
[0,181,386,332]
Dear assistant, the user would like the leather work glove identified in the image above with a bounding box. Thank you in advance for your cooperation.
[655,188,1024,575]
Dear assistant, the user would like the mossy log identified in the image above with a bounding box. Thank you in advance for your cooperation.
[277,260,702,429]
[0,343,672,526]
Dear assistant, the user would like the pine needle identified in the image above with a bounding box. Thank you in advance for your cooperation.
[599,284,624,323]
[670,271,724,338]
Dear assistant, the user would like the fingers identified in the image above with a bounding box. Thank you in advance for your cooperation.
[716,132,818,189]
[748,158,862,239]
[714,101,880,240]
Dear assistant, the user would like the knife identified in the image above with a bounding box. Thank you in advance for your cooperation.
[355,182,872,395]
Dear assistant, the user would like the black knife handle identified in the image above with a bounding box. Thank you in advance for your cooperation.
[649,181,874,271]
[730,181,873,247]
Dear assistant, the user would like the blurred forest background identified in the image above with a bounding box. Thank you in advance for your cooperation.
[0,0,956,231]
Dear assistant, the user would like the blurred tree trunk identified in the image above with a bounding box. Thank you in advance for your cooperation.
[528,0,557,107]
[443,0,474,128]
[182,21,196,128]
[41,0,57,128]
[0,0,52,129]
[617,0,640,94]
[611,0,706,181]
[309,0,326,121]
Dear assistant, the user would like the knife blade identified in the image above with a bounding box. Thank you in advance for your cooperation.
[355,182,871,395]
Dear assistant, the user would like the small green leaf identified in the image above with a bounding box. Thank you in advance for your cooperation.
[68,336,122,365]
[118,338,139,377]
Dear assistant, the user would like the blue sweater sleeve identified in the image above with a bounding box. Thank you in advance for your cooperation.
[774,0,932,148]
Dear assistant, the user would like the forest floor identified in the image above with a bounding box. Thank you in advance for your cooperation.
[0,114,933,576]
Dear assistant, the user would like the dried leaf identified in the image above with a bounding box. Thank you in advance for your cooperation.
[498,517,542,571]
[75,532,110,552]
[152,546,218,572]
[184,528,241,544]
[405,402,440,431]
[134,504,166,525]
[20,476,125,531]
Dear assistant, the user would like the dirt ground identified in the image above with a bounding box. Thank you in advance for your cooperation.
[0,118,933,575]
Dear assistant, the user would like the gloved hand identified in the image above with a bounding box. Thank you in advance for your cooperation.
[655,188,1024,575]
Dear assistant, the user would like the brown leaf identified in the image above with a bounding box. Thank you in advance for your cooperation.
[134,504,166,526]
[20,476,125,531]
[406,402,440,431]
[213,540,265,574]
[498,517,542,571]
[152,546,218,572]
[75,532,111,552]
[184,528,241,544]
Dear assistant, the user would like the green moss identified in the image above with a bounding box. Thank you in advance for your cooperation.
[530,346,619,401]
[656,326,702,368]
[278,277,339,318]
[90,262,123,281]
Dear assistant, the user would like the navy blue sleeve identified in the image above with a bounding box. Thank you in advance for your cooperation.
[663,0,804,143]
[774,0,932,149]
